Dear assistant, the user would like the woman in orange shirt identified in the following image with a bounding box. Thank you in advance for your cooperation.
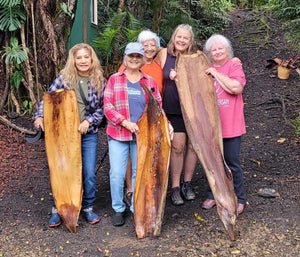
[119,30,163,95]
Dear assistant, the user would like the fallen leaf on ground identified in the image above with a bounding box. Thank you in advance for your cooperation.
[250,159,261,166]
[194,212,205,221]
[277,137,286,143]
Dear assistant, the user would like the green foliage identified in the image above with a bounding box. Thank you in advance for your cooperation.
[93,28,120,63]
[94,0,232,69]
[268,0,300,51]
[22,100,33,114]
[93,10,143,67]
[0,0,26,31]
[233,0,270,9]
[159,0,231,43]
[197,0,232,38]
[291,114,300,136]
[1,37,28,65]
[269,0,299,20]
[60,2,74,19]
[10,70,23,89]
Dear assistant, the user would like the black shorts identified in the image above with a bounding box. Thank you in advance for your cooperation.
[166,114,186,133]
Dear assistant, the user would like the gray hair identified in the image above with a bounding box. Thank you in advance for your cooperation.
[203,34,234,62]
[137,30,160,48]
[167,24,197,56]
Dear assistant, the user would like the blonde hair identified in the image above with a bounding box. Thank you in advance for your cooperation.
[60,43,105,96]
[167,24,197,56]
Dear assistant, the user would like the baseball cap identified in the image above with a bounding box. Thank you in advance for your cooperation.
[124,42,144,56]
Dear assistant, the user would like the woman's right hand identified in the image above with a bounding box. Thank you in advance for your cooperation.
[121,119,139,134]
[34,117,44,131]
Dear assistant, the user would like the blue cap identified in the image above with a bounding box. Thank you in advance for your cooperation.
[124,42,144,56]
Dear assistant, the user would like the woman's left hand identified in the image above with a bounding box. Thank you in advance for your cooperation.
[78,120,90,134]
[205,67,218,77]
[122,119,139,134]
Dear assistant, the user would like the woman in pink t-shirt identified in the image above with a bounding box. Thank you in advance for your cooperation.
[202,34,247,215]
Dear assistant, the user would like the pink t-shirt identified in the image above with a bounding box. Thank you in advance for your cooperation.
[212,59,246,138]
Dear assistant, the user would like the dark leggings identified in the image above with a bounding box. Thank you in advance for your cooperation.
[206,136,246,204]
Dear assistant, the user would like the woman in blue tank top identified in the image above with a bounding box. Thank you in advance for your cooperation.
[155,24,198,206]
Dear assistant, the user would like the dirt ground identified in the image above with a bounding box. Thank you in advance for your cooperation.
[0,9,299,257]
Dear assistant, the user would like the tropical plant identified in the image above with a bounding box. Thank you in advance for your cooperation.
[1,37,28,66]
[1,36,29,114]
[93,9,144,75]
[0,0,26,31]
[94,0,232,70]
[271,0,300,51]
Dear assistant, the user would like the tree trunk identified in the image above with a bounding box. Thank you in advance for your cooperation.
[126,0,141,18]
[151,0,166,34]
[117,0,125,13]
[23,0,77,92]
[0,34,10,114]
[20,23,38,110]
[112,0,125,65]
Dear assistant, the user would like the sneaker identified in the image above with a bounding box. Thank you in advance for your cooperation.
[124,191,132,207]
[112,211,125,226]
[201,199,216,209]
[181,181,196,200]
[83,207,101,224]
[49,207,62,227]
[237,203,245,215]
[171,187,184,205]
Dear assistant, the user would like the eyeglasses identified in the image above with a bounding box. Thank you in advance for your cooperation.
[127,54,143,59]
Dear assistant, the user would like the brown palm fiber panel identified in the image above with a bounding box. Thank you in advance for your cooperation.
[44,89,82,233]
[175,51,237,240]
[134,84,171,239]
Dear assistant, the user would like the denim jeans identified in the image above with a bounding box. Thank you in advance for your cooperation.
[81,133,98,209]
[51,133,98,209]
[206,136,246,204]
[108,136,137,213]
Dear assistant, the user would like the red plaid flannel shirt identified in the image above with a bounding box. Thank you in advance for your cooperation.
[104,70,162,141]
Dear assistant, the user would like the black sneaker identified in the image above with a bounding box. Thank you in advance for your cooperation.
[171,187,184,205]
[181,181,195,200]
[112,211,125,226]
[124,191,132,207]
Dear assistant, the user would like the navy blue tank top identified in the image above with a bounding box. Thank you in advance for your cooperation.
[162,53,182,115]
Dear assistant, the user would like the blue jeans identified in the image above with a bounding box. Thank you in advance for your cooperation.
[108,136,137,213]
[51,133,98,209]
[206,136,246,204]
[81,133,98,209]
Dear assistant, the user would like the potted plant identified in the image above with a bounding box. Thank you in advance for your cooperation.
[266,57,300,79]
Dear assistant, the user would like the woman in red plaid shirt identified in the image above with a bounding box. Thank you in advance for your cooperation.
[104,42,162,226]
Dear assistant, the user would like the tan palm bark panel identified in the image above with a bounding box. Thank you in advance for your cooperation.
[134,85,171,239]
[175,51,237,240]
[43,89,82,233]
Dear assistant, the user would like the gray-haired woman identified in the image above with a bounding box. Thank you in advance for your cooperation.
[202,34,246,215]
